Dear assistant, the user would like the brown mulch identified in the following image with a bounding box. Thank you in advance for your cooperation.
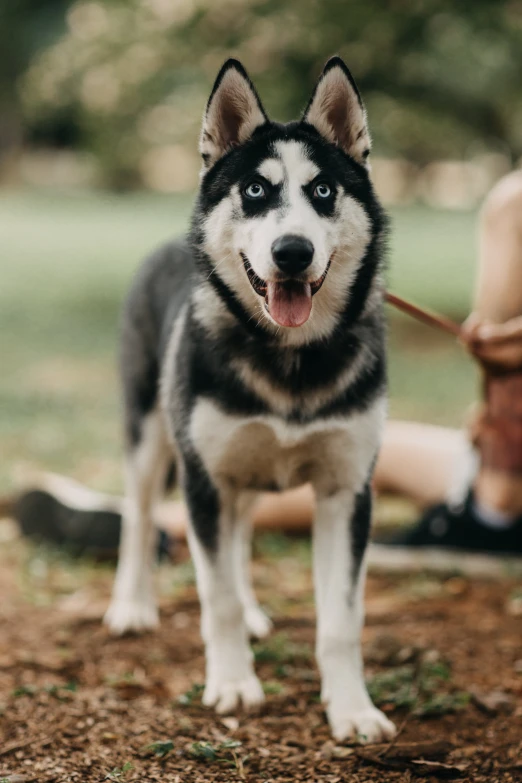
[0,532,521,782]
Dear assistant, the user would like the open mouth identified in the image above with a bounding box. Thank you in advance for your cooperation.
[240,253,332,328]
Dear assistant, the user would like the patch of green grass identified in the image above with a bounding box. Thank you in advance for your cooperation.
[253,632,312,665]
[16,542,112,607]
[275,663,317,681]
[389,206,475,317]
[368,659,470,716]
[12,681,78,699]
[417,690,470,717]
[43,681,77,698]
[254,532,295,558]
[0,189,191,493]
[12,684,38,698]
[171,560,196,589]
[262,680,286,695]
[254,532,311,565]
[387,320,476,425]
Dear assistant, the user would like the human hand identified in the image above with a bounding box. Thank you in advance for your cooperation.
[461,313,522,369]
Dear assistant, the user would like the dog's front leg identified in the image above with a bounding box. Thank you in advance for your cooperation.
[233,494,273,639]
[313,485,396,743]
[184,467,265,714]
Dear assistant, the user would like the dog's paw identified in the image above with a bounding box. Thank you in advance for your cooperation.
[244,605,273,639]
[104,598,159,635]
[203,674,265,714]
[328,705,396,744]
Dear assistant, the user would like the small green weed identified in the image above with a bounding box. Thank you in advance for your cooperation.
[43,681,78,699]
[177,682,204,706]
[140,740,174,758]
[416,691,470,716]
[262,680,285,695]
[104,762,133,780]
[368,659,469,716]
[12,684,38,698]
[190,741,220,762]
[189,739,244,768]
[13,681,77,699]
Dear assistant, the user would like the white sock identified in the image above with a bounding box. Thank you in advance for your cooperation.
[472,498,516,530]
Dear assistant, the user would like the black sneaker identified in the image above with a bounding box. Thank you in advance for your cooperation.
[13,489,171,560]
[379,492,522,556]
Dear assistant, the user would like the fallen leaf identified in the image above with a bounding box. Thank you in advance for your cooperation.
[221,717,239,731]
[410,758,469,778]
[380,740,453,760]
[470,689,515,715]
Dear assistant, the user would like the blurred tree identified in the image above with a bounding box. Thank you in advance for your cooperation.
[0,0,72,175]
[19,0,522,188]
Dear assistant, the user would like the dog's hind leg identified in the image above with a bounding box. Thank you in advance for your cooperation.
[104,408,171,634]
[233,493,273,639]
[184,469,264,713]
[313,484,396,743]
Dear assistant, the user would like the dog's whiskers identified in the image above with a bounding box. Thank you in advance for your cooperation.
[206,252,235,281]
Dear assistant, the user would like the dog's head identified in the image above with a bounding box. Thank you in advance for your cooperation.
[195,57,382,342]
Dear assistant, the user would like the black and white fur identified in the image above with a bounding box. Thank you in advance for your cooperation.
[104,57,395,743]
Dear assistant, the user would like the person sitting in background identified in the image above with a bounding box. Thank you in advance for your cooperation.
[377,169,522,553]
[8,170,522,558]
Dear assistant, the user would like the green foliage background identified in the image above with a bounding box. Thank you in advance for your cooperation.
[2,0,520,186]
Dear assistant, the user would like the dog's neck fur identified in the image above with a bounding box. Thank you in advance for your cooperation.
[183,236,386,425]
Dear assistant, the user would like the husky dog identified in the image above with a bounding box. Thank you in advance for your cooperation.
[104,56,395,743]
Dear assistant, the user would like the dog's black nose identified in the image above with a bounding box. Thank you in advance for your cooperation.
[271,234,314,275]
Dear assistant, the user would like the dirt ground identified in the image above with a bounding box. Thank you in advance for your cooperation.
[1,522,521,783]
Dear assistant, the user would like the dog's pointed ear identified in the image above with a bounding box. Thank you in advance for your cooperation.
[199,59,268,170]
[302,57,371,168]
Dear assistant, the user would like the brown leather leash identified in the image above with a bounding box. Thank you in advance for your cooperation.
[386,292,462,338]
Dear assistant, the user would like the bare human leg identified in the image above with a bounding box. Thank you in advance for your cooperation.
[465,171,522,515]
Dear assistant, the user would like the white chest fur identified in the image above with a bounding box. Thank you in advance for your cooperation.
[189,397,386,496]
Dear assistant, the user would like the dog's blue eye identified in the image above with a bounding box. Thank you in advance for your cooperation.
[314,183,332,199]
[244,182,265,199]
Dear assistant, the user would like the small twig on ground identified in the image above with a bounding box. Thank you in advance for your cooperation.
[0,736,52,758]
[376,713,410,758]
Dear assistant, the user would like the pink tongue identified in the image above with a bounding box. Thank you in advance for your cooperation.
[267,281,312,327]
